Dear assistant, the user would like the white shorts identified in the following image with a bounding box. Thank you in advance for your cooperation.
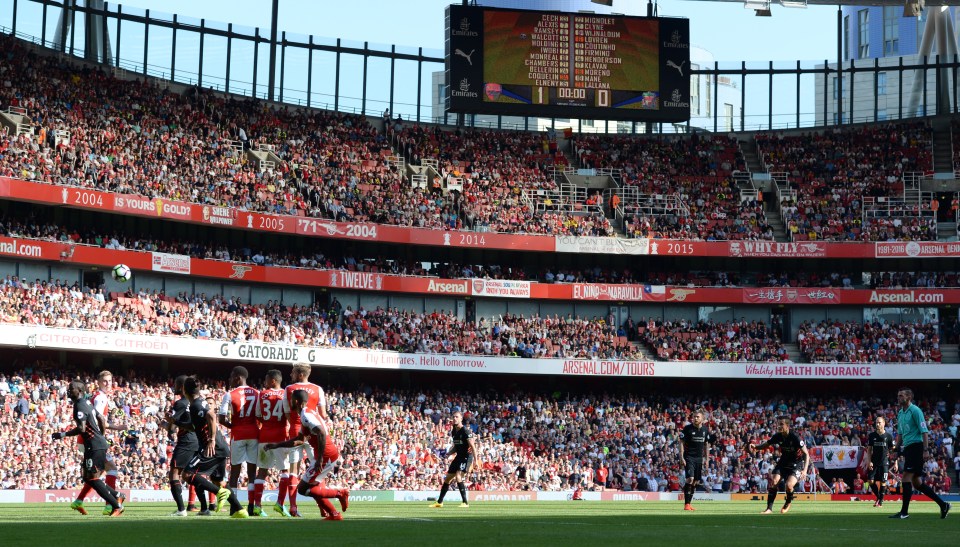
[257,445,290,471]
[301,456,340,485]
[284,443,314,465]
[230,438,259,465]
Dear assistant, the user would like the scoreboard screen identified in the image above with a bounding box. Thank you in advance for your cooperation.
[445,5,690,123]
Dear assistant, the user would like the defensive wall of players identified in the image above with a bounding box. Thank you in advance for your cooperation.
[5,323,960,379]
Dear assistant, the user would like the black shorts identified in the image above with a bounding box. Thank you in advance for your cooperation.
[772,466,802,480]
[83,449,107,475]
[448,455,475,475]
[901,443,924,476]
[186,453,227,482]
[869,465,889,482]
[173,443,198,469]
[684,457,704,483]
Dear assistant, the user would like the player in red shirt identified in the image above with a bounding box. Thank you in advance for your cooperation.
[279,364,326,517]
[253,369,288,517]
[218,366,260,515]
[264,389,348,521]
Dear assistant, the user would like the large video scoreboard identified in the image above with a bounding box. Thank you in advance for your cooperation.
[445,5,690,123]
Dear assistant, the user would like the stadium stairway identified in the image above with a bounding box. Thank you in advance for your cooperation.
[738,137,765,174]
[763,194,790,242]
[931,117,954,173]
[938,221,958,242]
[782,343,803,363]
[940,343,959,364]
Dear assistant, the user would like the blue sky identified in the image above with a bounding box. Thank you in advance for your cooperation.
[101,0,840,63]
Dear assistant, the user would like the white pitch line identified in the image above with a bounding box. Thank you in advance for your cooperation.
[380,515,434,522]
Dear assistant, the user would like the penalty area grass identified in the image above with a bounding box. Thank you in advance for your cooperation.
[0,501,955,546]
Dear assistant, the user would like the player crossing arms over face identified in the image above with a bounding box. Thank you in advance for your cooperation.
[430,410,480,508]
[749,416,810,515]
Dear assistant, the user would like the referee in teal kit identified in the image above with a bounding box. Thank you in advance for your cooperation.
[889,388,951,520]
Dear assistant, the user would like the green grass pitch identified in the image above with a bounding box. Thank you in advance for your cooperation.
[0,501,955,546]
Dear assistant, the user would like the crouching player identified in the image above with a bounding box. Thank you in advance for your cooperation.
[264,389,348,520]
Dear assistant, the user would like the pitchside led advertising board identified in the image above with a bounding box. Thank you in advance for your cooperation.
[445,4,690,122]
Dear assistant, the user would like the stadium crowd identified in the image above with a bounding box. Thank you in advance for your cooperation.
[0,277,639,359]
[0,35,612,238]
[797,320,942,363]
[1,361,957,496]
[0,35,950,244]
[5,273,955,363]
[758,123,934,242]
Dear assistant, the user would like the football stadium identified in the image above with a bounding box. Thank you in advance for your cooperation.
[0,0,959,544]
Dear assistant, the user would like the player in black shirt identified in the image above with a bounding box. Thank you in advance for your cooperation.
[177,377,248,518]
[430,410,479,508]
[750,416,810,514]
[164,375,203,516]
[51,380,125,516]
[865,415,896,507]
[679,409,713,511]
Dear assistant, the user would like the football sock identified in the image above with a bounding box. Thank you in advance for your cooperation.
[307,484,340,499]
[247,484,255,513]
[878,484,886,503]
[437,482,450,503]
[254,480,265,507]
[76,483,92,502]
[457,481,468,503]
[915,483,946,508]
[209,492,216,506]
[901,483,913,514]
[766,487,778,509]
[87,479,119,509]
[105,471,118,490]
[277,474,290,505]
[289,476,300,509]
[170,479,185,511]
[868,482,879,499]
[189,475,220,496]
[320,498,338,516]
[188,485,198,507]
[684,484,693,505]
[784,488,794,505]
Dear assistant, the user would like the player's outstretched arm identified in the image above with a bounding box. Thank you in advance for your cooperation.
[263,431,306,451]
[52,425,81,440]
